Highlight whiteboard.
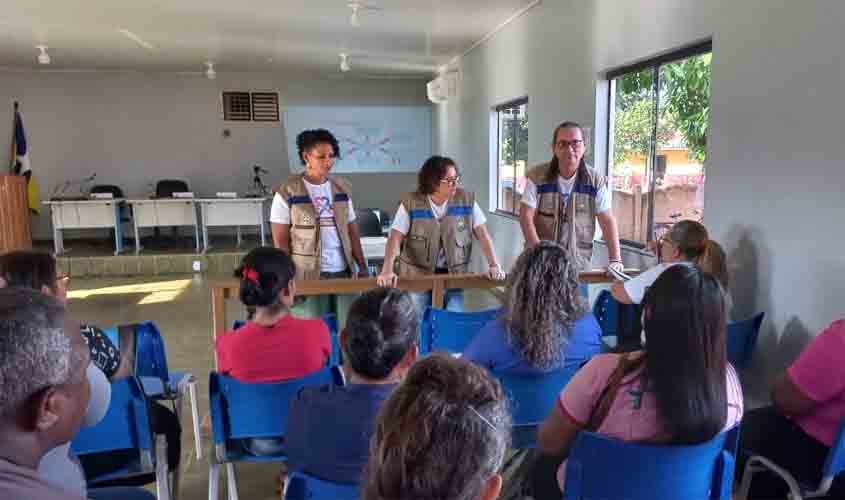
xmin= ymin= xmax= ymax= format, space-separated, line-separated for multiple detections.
xmin=284 ymin=106 xmax=432 ymax=173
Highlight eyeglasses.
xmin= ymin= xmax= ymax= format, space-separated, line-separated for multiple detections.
xmin=555 ymin=139 xmax=584 ymax=150
xmin=440 ymin=176 xmax=462 ymax=186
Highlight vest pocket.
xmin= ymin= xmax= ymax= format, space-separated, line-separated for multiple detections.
xmin=291 ymin=225 xmax=316 ymax=255
xmin=404 ymin=234 xmax=430 ymax=266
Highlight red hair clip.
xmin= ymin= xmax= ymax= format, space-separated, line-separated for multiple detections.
xmin=242 ymin=267 xmax=260 ymax=284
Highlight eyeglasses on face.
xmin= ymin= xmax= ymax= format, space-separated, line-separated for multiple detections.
xmin=555 ymin=139 xmax=584 ymax=150
xmin=440 ymin=176 xmax=462 ymax=186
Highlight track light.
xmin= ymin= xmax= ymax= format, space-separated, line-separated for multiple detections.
xmin=205 ymin=61 xmax=216 ymax=80
xmin=349 ymin=3 xmax=361 ymax=27
xmin=339 ymin=53 xmax=351 ymax=72
xmin=36 ymin=45 xmax=50 ymax=65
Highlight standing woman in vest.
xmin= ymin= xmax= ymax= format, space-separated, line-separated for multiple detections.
xmin=271 ymin=129 xmax=368 ymax=280
xmin=519 ymin=121 xmax=624 ymax=277
xmin=377 ymin=155 xmax=504 ymax=311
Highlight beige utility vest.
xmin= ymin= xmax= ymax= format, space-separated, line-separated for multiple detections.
xmin=396 ymin=190 xmax=475 ymax=276
xmin=276 ymin=174 xmax=355 ymax=280
xmin=525 ymin=162 xmax=605 ymax=270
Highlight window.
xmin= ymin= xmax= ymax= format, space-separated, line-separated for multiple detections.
xmin=494 ymin=98 xmax=528 ymax=216
xmin=607 ymin=42 xmax=711 ymax=245
xmin=222 ymin=91 xmax=280 ymax=122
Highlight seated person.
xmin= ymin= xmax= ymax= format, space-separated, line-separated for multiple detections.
xmin=538 ymin=265 xmax=744 ymax=497
xmin=0 ymin=250 xmax=180 ymax=488
xmin=737 ymin=320 xmax=845 ymax=499
xmin=0 ymin=288 xmax=152 ymax=500
xmin=463 ymin=241 xmax=602 ymax=377
xmin=216 ymin=246 xmax=330 ymax=382
xmin=362 ymin=353 xmax=511 ymax=500
xmin=286 ymin=287 xmax=418 ymax=485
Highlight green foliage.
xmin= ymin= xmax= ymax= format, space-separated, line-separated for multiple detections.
xmin=501 ymin=112 xmax=528 ymax=165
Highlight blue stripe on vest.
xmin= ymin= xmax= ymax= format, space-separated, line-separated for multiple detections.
xmin=447 ymin=206 xmax=473 ymax=217
xmin=537 ymin=183 xmax=559 ymax=194
xmin=573 ymin=184 xmax=598 ymax=196
xmin=288 ymin=195 xmax=312 ymax=205
xmin=334 ymin=193 xmax=349 ymax=202
xmin=409 ymin=209 xmax=434 ymax=219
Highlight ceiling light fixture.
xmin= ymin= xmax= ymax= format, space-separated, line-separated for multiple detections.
xmin=205 ymin=61 xmax=216 ymax=80
xmin=36 ymin=45 xmax=50 ymax=65
xmin=347 ymin=2 xmax=382 ymax=28
xmin=339 ymin=53 xmax=350 ymax=72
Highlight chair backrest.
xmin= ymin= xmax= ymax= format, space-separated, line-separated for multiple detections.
xmin=71 ymin=377 xmax=153 ymax=457
xmin=232 ymin=314 xmax=341 ymax=365
xmin=494 ymin=368 xmax=575 ymax=426
xmin=285 ymin=472 xmax=359 ymax=500
xmin=155 ymin=179 xmax=189 ymax=198
xmin=420 ymin=307 xmax=499 ymax=354
xmin=90 ymin=184 xmax=125 ymax=198
xmin=209 ymin=368 xmax=336 ymax=444
xmin=592 ymin=289 xmax=639 ymax=343
xmin=823 ymin=419 xmax=845 ymax=480
xmin=726 ymin=312 xmax=764 ymax=369
xmin=355 ymin=208 xmax=383 ymax=237
xmin=563 ymin=426 xmax=740 ymax=500
xmin=133 ymin=321 xmax=171 ymax=385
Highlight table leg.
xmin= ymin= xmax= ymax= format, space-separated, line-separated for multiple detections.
xmin=201 ymin=204 xmax=209 ymax=254
xmin=134 ymin=211 xmax=141 ymax=255
xmin=236 ymin=226 xmax=242 ymax=247
xmin=113 ymin=204 xmax=123 ymax=255
xmin=258 ymin=204 xmax=266 ymax=246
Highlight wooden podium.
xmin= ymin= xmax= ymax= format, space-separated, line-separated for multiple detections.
xmin=0 ymin=175 xmax=32 ymax=253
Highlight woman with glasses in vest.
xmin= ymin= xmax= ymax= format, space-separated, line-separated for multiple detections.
xmin=519 ymin=121 xmax=624 ymax=280
xmin=376 ymin=155 xmax=504 ymax=312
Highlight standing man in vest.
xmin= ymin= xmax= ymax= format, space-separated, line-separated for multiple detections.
xmin=377 ymin=155 xmax=504 ymax=312
xmin=519 ymin=122 xmax=623 ymax=278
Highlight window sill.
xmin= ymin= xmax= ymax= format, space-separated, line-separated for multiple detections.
xmin=594 ymin=239 xmax=656 ymax=258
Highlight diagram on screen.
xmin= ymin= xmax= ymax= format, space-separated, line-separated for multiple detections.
xmin=337 ymin=128 xmax=401 ymax=166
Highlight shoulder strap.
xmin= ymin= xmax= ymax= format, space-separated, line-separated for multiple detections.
xmin=586 ymin=354 xmax=646 ymax=431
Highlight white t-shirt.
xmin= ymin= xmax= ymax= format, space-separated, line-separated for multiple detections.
xmin=623 ymin=262 xmax=685 ymax=304
xmin=521 ymin=174 xmax=611 ymax=213
xmin=270 ymin=180 xmax=357 ymax=273
xmin=390 ymin=197 xmax=486 ymax=268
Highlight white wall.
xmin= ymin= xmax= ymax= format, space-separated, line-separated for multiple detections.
xmin=0 ymin=70 xmax=426 ymax=239
xmin=435 ymin=0 xmax=845 ymax=402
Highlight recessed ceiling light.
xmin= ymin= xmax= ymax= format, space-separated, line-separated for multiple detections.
xmin=205 ymin=61 xmax=217 ymax=80
xmin=35 ymin=45 xmax=50 ymax=65
xmin=339 ymin=53 xmax=351 ymax=72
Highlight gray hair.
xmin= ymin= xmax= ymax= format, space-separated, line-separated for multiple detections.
xmin=501 ymin=241 xmax=588 ymax=369
xmin=0 ymin=288 xmax=72 ymax=416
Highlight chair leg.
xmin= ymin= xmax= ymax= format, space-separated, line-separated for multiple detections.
xmin=209 ymin=462 xmax=220 ymax=500
xmin=170 ymin=461 xmax=181 ymax=500
xmin=187 ymin=380 xmax=202 ymax=460
xmin=226 ymin=463 xmax=239 ymax=500
xmin=155 ymin=434 xmax=172 ymax=500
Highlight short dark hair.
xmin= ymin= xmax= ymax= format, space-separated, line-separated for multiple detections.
xmin=234 ymin=247 xmax=296 ymax=309
xmin=296 ymin=129 xmax=340 ymax=165
xmin=0 ymin=250 xmax=58 ymax=292
xmin=417 ymin=155 xmax=457 ymax=195
xmin=342 ymin=288 xmax=418 ymax=379
xmin=363 ymin=353 xmax=511 ymax=500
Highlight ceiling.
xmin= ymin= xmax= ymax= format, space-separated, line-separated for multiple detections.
xmin=0 ymin=0 xmax=536 ymax=78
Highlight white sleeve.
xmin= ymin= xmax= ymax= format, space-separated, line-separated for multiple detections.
xmin=390 ymin=204 xmax=411 ymax=235
xmin=472 ymin=201 xmax=487 ymax=228
xmin=82 ymin=363 xmax=111 ymax=427
xmin=347 ymin=196 xmax=357 ymax=222
xmin=520 ymin=179 xmax=538 ymax=208
xmin=623 ymin=263 xmax=669 ymax=304
xmin=595 ymin=183 xmax=612 ymax=213
xmin=270 ymin=193 xmax=291 ymax=224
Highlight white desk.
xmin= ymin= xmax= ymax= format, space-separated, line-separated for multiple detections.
xmin=126 ymin=199 xmax=200 ymax=254
xmin=43 ymin=199 xmax=125 ymax=255
xmin=195 ymin=197 xmax=269 ymax=253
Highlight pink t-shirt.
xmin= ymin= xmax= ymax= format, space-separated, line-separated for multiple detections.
xmin=787 ymin=319 xmax=845 ymax=446
xmin=556 ymin=352 xmax=744 ymax=489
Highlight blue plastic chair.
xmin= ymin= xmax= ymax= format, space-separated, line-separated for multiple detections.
xmin=494 ymin=369 xmax=574 ymax=448
xmin=71 ymin=377 xmax=172 ymax=500
xmin=132 ymin=320 xmax=201 ymax=461
xmin=738 ymin=418 xmax=845 ymax=500
xmin=284 ymin=471 xmax=359 ymax=500
xmin=208 ymin=368 xmax=340 ymax=500
xmin=419 ymin=307 xmax=499 ymax=354
xmin=592 ymin=289 xmax=639 ymax=351
xmin=563 ymin=425 xmax=740 ymax=500
xmin=232 ymin=313 xmax=341 ymax=365
xmin=726 ymin=312 xmax=764 ymax=370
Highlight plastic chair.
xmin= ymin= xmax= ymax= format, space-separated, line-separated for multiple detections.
xmin=133 ymin=321 xmax=201 ymax=462
xmin=354 ymin=208 xmax=383 ymax=237
xmin=593 ymin=289 xmax=640 ymax=351
xmin=563 ymin=425 xmax=740 ymax=500
xmin=232 ymin=313 xmax=341 ymax=366
xmin=737 ymin=418 xmax=845 ymax=500
xmin=494 ymin=369 xmax=574 ymax=448
xmin=71 ymin=377 xmax=172 ymax=500
xmin=284 ymin=471 xmax=359 ymax=500
xmin=155 ymin=179 xmax=190 ymax=198
xmin=419 ymin=307 xmax=499 ymax=354
xmin=726 ymin=312 xmax=764 ymax=370
xmin=208 ymin=368 xmax=340 ymax=500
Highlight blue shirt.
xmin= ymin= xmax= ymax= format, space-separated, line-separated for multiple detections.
xmin=286 ymin=382 xmax=396 ymax=485
xmin=462 ymin=315 xmax=603 ymax=376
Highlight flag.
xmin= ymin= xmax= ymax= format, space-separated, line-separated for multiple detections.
xmin=10 ymin=102 xmax=40 ymax=214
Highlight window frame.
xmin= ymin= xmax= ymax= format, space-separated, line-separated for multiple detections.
xmin=492 ymin=96 xmax=529 ymax=219
xmin=606 ymin=40 xmax=712 ymax=248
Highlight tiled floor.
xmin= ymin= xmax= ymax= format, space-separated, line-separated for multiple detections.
xmin=68 ymin=274 xmax=502 ymax=500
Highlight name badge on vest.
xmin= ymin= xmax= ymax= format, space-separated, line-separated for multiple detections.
xmin=457 ymin=218 xmax=467 ymax=231
xmin=301 ymin=213 xmax=313 ymax=225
